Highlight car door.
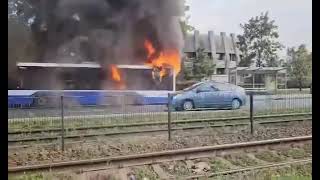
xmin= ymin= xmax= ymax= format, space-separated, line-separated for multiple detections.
xmin=193 ymin=84 xmax=213 ymax=108
xmin=206 ymin=85 xmax=223 ymax=108
xmin=194 ymin=84 xmax=219 ymax=108
xmin=211 ymin=84 xmax=233 ymax=108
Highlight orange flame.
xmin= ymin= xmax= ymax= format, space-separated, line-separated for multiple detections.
xmin=144 ymin=40 xmax=156 ymax=58
xmin=144 ymin=40 xmax=181 ymax=80
xmin=110 ymin=65 xmax=126 ymax=89
xmin=110 ymin=65 xmax=121 ymax=82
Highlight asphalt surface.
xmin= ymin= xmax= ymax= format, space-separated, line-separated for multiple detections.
xmin=8 ymin=95 xmax=312 ymax=119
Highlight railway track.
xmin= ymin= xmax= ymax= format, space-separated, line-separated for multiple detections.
xmin=8 ymin=112 xmax=312 ymax=134
xmin=8 ymin=114 xmax=311 ymax=145
xmin=8 ymin=136 xmax=312 ymax=175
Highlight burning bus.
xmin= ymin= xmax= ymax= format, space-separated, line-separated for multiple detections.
xmin=10 ymin=62 xmax=176 ymax=107
xmin=14 ymin=62 xmax=176 ymax=91
xmin=8 ymin=0 xmax=184 ymax=107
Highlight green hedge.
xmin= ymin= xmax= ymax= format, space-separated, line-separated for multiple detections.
xmin=287 ymin=79 xmax=311 ymax=89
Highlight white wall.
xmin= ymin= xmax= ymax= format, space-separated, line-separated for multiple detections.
xmin=210 ymin=75 xmax=229 ymax=83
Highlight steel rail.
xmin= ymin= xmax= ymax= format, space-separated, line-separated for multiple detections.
xmin=8 ymin=112 xmax=311 ymax=134
xmin=8 ymin=136 xmax=311 ymax=173
xmin=8 ymin=117 xmax=311 ymax=144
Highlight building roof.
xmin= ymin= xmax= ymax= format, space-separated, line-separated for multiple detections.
xmin=16 ymin=62 xmax=152 ymax=69
xmin=183 ymin=31 xmax=239 ymax=54
xmin=230 ymin=67 xmax=287 ymax=74
xmin=17 ymin=62 xmax=101 ymax=68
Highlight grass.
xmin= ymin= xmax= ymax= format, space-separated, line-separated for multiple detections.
xmin=274 ymin=89 xmax=311 ymax=95
xmin=206 ymin=162 xmax=312 ymax=180
xmin=255 ymin=151 xmax=287 ymax=163
xmin=133 ymin=165 xmax=159 ymax=180
xmin=9 ymin=146 xmax=312 ymax=180
xmin=209 ymin=158 xmax=232 ymax=172
xmin=224 ymin=154 xmax=259 ymax=167
xmin=161 ymin=161 xmax=191 ymax=176
xmin=302 ymin=143 xmax=312 ymax=155
xmin=8 ymin=173 xmax=74 ymax=180
xmin=279 ymin=148 xmax=309 ymax=159
xmin=9 ymin=173 xmax=44 ymax=180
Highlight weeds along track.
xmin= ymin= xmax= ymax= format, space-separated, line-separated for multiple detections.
xmin=8 ymin=113 xmax=311 ymax=145
xmin=8 ymin=136 xmax=312 ymax=175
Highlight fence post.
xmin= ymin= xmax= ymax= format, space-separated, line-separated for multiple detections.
xmin=250 ymin=93 xmax=254 ymax=135
xmin=167 ymin=93 xmax=172 ymax=141
xmin=60 ymin=95 xmax=65 ymax=151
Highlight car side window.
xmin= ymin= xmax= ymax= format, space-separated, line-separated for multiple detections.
xmin=211 ymin=85 xmax=219 ymax=91
xmin=197 ymin=84 xmax=214 ymax=92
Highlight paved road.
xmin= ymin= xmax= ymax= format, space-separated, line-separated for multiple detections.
xmin=8 ymin=95 xmax=312 ymax=119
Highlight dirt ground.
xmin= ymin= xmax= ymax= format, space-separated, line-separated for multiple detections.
xmin=9 ymin=143 xmax=312 ymax=180
xmin=8 ymin=121 xmax=311 ymax=167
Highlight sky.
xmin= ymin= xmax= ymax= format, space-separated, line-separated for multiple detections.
xmin=185 ymin=0 xmax=312 ymax=57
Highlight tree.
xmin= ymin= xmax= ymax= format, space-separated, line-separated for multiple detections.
xmin=184 ymin=48 xmax=215 ymax=81
xmin=286 ymin=45 xmax=312 ymax=91
xmin=180 ymin=0 xmax=195 ymax=37
xmin=237 ymin=12 xmax=283 ymax=67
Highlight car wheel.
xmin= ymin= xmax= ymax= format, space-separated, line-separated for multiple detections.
xmin=182 ymin=100 xmax=194 ymax=111
xmin=231 ymin=99 xmax=241 ymax=109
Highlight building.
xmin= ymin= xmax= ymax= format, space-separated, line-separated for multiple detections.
xmin=183 ymin=30 xmax=241 ymax=82
xmin=229 ymin=67 xmax=287 ymax=91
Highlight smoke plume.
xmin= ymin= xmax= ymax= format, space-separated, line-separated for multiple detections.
xmin=29 ymin=0 xmax=184 ymax=90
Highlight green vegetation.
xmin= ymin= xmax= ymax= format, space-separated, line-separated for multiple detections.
xmin=255 ymin=151 xmax=287 ymax=163
xmin=8 ymin=173 xmax=74 ymax=180
xmin=279 ymin=148 xmax=309 ymax=159
xmin=206 ymin=163 xmax=311 ymax=180
xmin=224 ymin=154 xmax=259 ymax=167
xmin=285 ymin=45 xmax=312 ymax=91
xmin=210 ymin=159 xmax=232 ymax=172
xmin=237 ymin=11 xmax=283 ymax=67
xmin=183 ymin=48 xmax=215 ymax=81
xmin=9 ymin=173 xmax=44 ymax=180
xmin=162 ymin=161 xmax=191 ymax=176
xmin=133 ymin=166 xmax=159 ymax=180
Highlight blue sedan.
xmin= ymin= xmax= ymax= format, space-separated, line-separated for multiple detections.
xmin=171 ymin=81 xmax=247 ymax=111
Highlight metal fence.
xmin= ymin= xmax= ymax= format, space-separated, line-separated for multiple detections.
xmin=8 ymin=91 xmax=312 ymax=150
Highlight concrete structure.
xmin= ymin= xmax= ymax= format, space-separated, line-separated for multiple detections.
xmin=183 ymin=30 xmax=241 ymax=80
xmin=229 ymin=67 xmax=287 ymax=91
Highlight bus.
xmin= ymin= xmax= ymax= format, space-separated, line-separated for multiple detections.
xmin=8 ymin=62 xmax=176 ymax=107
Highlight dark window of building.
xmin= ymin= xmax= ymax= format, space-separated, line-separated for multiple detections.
xmin=208 ymin=52 xmax=213 ymax=59
xmin=217 ymin=68 xmax=225 ymax=75
xmin=185 ymin=52 xmax=196 ymax=59
xmin=236 ymin=42 xmax=241 ymax=49
xmin=230 ymin=54 xmax=237 ymax=61
xmin=217 ymin=53 xmax=224 ymax=60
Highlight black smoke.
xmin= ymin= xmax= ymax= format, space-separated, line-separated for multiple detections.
xmin=28 ymin=0 xmax=184 ymax=90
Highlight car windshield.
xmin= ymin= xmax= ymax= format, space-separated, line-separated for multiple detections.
xmin=183 ymin=82 xmax=203 ymax=91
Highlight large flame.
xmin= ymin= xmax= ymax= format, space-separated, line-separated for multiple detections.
xmin=110 ymin=65 xmax=126 ymax=89
xmin=144 ymin=40 xmax=181 ymax=80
